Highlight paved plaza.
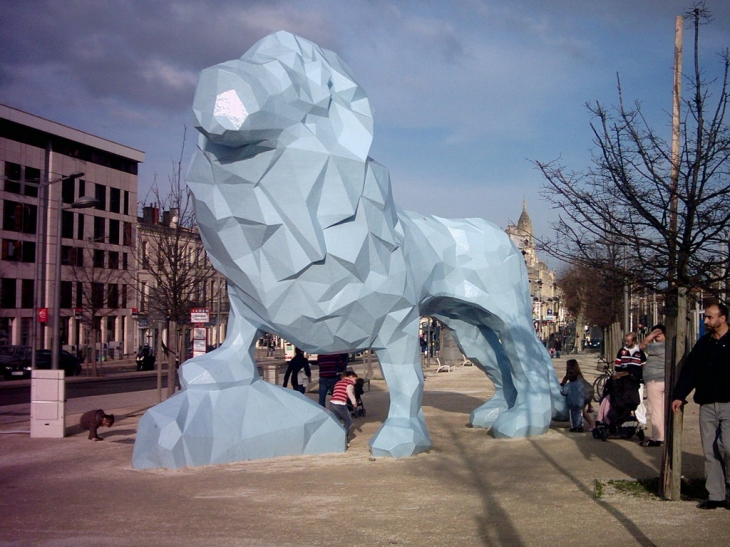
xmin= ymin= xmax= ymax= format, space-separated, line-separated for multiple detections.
xmin=0 ymin=356 xmax=728 ymax=546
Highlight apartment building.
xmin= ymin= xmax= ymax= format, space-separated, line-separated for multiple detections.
xmin=0 ymin=104 xmax=143 ymax=359
xmin=136 ymin=204 xmax=228 ymax=359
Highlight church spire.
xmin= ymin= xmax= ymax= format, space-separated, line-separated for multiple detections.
xmin=517 ymin=200 xmax=533 ymax=237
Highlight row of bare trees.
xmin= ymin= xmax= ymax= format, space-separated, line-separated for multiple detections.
xmin=536 ymin=3 xmax=730 ymax=499
xmin=137 ymin=129 xmax=224 ymax=396
xmin=67 ymin=128 xmax=224 ymax=396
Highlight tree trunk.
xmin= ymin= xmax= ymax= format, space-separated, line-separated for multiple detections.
xmin=167 ymin=320 xmax=178 ymax=398
xmin=660 ymin=286 xmax=688 ymax=500
xmin=572 ymin=307 xmax=585 ymax=354
xmin=156 ymin=322 xmax=164 ymax=403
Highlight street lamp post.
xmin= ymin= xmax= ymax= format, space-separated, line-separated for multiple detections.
xmin=50 ymin=193 xmax=98 ymax=371
xmin=32 ymin=171 xmax=84 ymax=370
xmin=30 ymin=172 xmax=96 ymax=439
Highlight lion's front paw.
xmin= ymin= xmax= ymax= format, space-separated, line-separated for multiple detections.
xmin=179 ymin=345 xmax=257 ymax=390
xmin=368 ymin=416 xmax=431 ymax=458
xmin=133 ymin=381 xmax=345 ymax=468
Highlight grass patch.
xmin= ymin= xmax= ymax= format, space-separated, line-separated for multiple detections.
xmin=594 ymin=477 xmax=707 ymax=501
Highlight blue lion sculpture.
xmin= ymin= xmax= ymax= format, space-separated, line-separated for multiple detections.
xmin=132 ymin=31 xmax=566 ymax=469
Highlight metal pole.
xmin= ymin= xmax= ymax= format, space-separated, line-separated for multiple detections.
xmin=50 ymin=193 xmax=63 ymax=370
xmin=48 ymin=184 xmax=91 ymax=371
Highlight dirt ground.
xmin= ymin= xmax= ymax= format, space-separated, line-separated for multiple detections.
xmin=0 ymin=358 xmax=728 ymax=547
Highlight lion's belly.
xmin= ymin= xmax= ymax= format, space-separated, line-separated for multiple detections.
xmin=229 ymin=262 xmax=416 ymax=353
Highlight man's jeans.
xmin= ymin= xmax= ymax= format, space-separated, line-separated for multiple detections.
xmin=699 ymin=402 xmax=730 ymax=501
xmin=318 ymin=377 xmax=338 ymax=407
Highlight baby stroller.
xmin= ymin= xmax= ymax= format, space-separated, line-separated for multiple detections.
xmin=347 ymin=378 xmax=366 ymax=418
xmin=592 ymin=375 xmax=646 ymax=442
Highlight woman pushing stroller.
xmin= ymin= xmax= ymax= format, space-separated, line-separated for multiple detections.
xmin=594 ymin=332 xmax=646 ymax=440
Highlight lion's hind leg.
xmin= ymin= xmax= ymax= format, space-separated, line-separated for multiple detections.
xmin=487 ymin=322 xmax=563 ymax=437
xmin=441 ymin=318 xmax=516 ymax=428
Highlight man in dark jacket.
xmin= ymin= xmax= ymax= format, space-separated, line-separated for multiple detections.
xmin=672 ymin=302 xmax=730 ymax=509
xmin=316 ymin=353 xmax=346 ymax=406
xmin=79 ymin=409 xmax=114 ymax=441
xmin=283 ymin=348 xmax=311 ymax=394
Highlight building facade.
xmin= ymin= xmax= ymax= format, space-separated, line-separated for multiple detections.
xmin=505 ymin=201 xmax=563 ymax=343
xmin=0 ymin=104 xmax=143 ymax=359
xmin=136 ymin=204 xmax=228 ymax=361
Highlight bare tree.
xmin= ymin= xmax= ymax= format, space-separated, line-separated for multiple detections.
xmin=558 ymin=260 xmax=624 ymax=350
xmin=70 ymin=252 xmax=133 ymax=376
xmin=137 ymin=128 xmax=224 ymax=396
xmin=535 ymin=4 xmax=730 ymax=499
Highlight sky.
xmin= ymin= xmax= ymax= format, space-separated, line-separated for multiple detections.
xmin=2 ymin=0 xmax=729 ymax=257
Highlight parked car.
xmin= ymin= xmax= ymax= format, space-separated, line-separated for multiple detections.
xmin=36 ymin=349 xmax=83 ymax=377
xmin=136 ymin=346 xmax=156 ymax=371
xmin=1 ymin=347 xmax=82 ymax=379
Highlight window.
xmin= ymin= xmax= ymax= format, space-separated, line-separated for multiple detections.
xmin=91 ymin=282 xmax=104 ymax=308
xmin=0 ymin=317 xmax=10 ymax=345
xmin=77 ymin=214 xmax=85 ymax=240
xmin=24 ymin=166 xmax=41 ymax=183
xmin=2 ymin=201 xmax=37 ymax=234
xmin=62 ymin=176 xmax=75 ymax=204
xmin=108 ymin=219 xmax=120 ymax=245
xmin=76 ymin=282 xmax=83 ymax=309
xmin=122 ymin=253 xmax=128 ymax=270
xmin=24 ymin=167 xmax=41 ymax=197
xmin=93 ymin=249 xmax=105 ymax=268
xmin=20 ymin=318 xmax=30 ymax=346
xmin=3 ymin=162 xmax=21 ymax=194
xmin=93 ymin=216 xmax=105 ymax=242
xmin=108 ymin=251 xmax=119 ymax=269
xmin=60 ymin=281 xmax=72 ymax=308
xmin=107 ymin=284 xmax=119 ymax=309
xmin=1 ymin=239 xmax=35 ymax=262
xmin=61 ymin=210 xmax=74 ymax=239
xmin=61 ymin=246 xmax=83 ymax=267
xmin=78 ymin=179 xmax=85 ymax=197
xmin=140 ymin=281 xmax=147 ymax=312
xmin=94 ymin=184 xmax=106 ymax=210
xmin=123 ymin=222 xmax=132 ymax=246
xmin=22 ymin=240 xmax=35 ymax=262
xmin=61 ymin=246 xmax=71 ymax=266
xmin=1 ymin=240 xmax=18 ymax=261
xmin=123 ymin=190 xmax=129 ymax=215
xmin=106 ymin=316 xmax=116 ymax=342
xmin=1 ymin=278 xmax=17 ymax=308
xmin=141 ymin=240 xmax=149 ymax=269
xmin=21 ymin=279 xmax=34 ymax=309
xmin=122 ymin=284 xmax=128 ymax=308
xmin=109 ymin=187 xmax=121 ymax=213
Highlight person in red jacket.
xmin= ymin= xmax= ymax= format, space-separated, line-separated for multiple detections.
xmin=328 ymin=371 xmax=358 ymax=441
xmin=79 ymin=409 xmax=114 ymax=441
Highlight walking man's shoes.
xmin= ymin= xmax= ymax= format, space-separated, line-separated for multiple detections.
xmin=696 ymin=500 xmax=727 ymax=509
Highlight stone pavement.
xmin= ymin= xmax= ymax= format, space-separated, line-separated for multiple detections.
xmin=0 ymin=355 xmax=728 ymax=547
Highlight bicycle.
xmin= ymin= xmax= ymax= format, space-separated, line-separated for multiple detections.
xmin=592 ymin=356 xmax=612 ymax=403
